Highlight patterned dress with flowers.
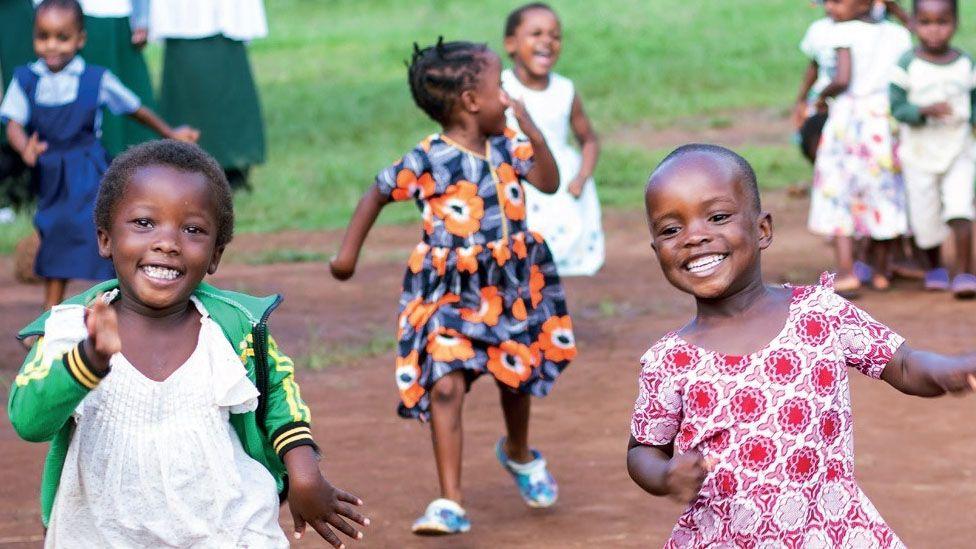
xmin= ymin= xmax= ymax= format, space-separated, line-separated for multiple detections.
xmin=377 ymin=131 xmax=576 ymax=420
xmin=631 ymin=274 xmax=906 ymax=548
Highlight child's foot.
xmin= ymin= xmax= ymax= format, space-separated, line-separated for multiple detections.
xmin=891 ymin=261 xmax=926 ymax=281
xmin=951 ymin=273 xmax=976 ymax=300
xmin=870 ymin=273 xmax=890 ymax=292
xmin=833 ymin=274 xmax=861 ymax=298
xmin=924 ymin=268 xmax=950 ymax=291
xmin=411 ymin=498 xmax=471 ymax=535
xmin=495 ymin=437 xmax=558 ymax=508
xmin=853 ymin=260 xmax=874 ymax=285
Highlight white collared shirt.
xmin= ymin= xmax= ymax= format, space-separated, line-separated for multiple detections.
xmin=0 ymin=56 xmax=141 ymax=130
xmin=148 ymin=0 xmax=267 ymax=42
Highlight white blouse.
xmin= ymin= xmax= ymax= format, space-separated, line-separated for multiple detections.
xmin=43 ymin=297 xmax=288 ymax=548
xmin=148 ymin=0 xmax=268 ymax=42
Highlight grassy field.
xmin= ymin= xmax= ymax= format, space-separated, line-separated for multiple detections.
xmin=5 ymin=0 xmax=976 ymax=253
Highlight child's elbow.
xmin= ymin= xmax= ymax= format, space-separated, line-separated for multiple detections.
xmin=9 ymin=412 xmax=55 ymax=442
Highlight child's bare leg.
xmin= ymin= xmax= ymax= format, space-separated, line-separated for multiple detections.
xmin=43 ymin=278 xmax=67 ymax=310
xmin=497 ymin=384 xmax=533 ymax=463
xmin=949 ymin=219 xmax=973 ymax=274
xmin=833 ymin=236 xmax=860 ymax=292
xmin=870 ymin=239 xmax=892 ymax=290
xmin=429 ymin=371 xmax=466 ymax=503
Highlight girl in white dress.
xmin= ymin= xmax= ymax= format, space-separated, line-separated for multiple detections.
xmin=502 ymin=2 xmax=604 ymax=276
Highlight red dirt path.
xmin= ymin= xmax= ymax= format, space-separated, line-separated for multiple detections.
xmin=1 ymin=191 xmax=974 ymax=547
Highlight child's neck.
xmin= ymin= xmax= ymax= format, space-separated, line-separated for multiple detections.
xmin=116 ymin=292 xmax=197 ymax=324
xmin=917 ymin=44 xmax=957 ymax=64
xmin=512 ymin=64 xmax=551 ymax=91
xmin=442 ymin=122 xmax=490 ymax=156
xmin=693 ymin=273 xmax=772 ymax=324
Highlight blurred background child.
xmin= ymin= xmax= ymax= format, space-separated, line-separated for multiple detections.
xmin=501 ymin=2 xmax=604 ymax=277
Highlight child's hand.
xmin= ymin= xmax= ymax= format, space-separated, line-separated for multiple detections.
xmin=509 ymin=97 xmax=542 ymax=137
xmin=168 ymin=126 xmax=200 ymax=143
xmin=664 ymin=451 xmax=716 ymax=504
xmin=83 ymin=298 xmax=120 ymax=374
xmin=568 ymin=175 xmax=586 ymax=198
xmin=791 ymin=100 xmax=808 ymax=131
xmin=20 ymin=132 xmax=48 ymax=167
xmin=921 ymin=102 xmax=952 ymax=119
xmin=329 ymin=254 xmax=356 ymax=281
xmin=130 ymin=27 xmax=148 ymax=49
xmin=285 ymin=447 xmax=369 ymax=547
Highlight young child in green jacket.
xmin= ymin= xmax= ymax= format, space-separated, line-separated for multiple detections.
xmin=8 ymin=140 xmax=368 ymax=547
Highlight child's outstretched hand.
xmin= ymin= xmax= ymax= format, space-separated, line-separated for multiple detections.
xmin=921 ymin=102 xmax=952 ymax=120
xmin=168 ymin=126 xmax=200 ymax=143
xmin=83 ymin=298 xmax=121 ymax=374
xmin=509 ymin=97 xmax=543 ymax=137
xmin=285 ymin=446 xmax=368 ymax=548
xmin=568 ymin=175 xmax=586 ymax=198
xmin=20 ymin=132 xmax=48 ymax=167
xmin=329 ymin=253 xmax=356 ymax=281
xmin=665 ymin=451 xmax=716 ymax=504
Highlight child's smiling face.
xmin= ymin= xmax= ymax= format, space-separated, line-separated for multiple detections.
xmin=645 ymin=151 xmax=772 ymax=300
xmin=505 ymin=8 xmax=562 ymax=80
xmin=97 ymin=166 xmax=224 ymax=312
xmin=33 ymin=6 xmax=85 ymax=73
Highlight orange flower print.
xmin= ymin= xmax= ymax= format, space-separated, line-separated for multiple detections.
xmin=437 ymin=292 xmax=461 ymax=308
xmin=407 ymin=299 xmax=438 ymax=330
xmin=420 ymin=135 xmax=433 ymax=152
xmin=512 ymin=297 xmax=528 ymax=321
xmin=408 ymin=242 xmax=430 ymax=274
xmin=501 ymin=179 xmax=526 ymax=221
xmin=396 ymin=351 xmax=425 ymax=408
xmin=392 ymin=168 xmax=435 ymax=202
xmin=487 ymin=341 xmax=534 ymax=388
xmin=423 ymin=203 xmax=435 ymax=235
xmin=431 ymin=247 xmax=449 ymax=276
xmin=530 ymin=230 xmax=546 ymax=244
xmin=399 ymin=296 xmax=423 ymax=337
xmin=427 ymin=328 xmax=476 ymax=362
xmin=460 ymin=286 xmax=503 ymax=326
xmin=488 ymin=239 xmax=512 ymax=267
xmin=430 ymin=181 xmax=484 ymax=237
xmin=457 ymin=244 xmax=482 ymax=274
xmin=503 ymin=127 xmax=517 ymax=139
xmin=530 ymin=265 xmax=545 ymax=307
xmin=538 ymin=316 xmax=577 ymax=362
xmin=496 ymin=163 xmax=518 ymax=186
xmin=512 ymin=233 xmax=527 ymax=259
xmin=513 ymin=142 xmax=533 ymax=161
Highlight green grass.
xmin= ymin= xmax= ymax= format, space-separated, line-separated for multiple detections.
xmin=5 ymin=0 xmax=976 ymax=254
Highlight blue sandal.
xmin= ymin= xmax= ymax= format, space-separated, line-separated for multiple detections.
xmin=495 ymin=437 xmax=558 ymax=508
xmin=411 ymin=498 xmax=471 ymax=535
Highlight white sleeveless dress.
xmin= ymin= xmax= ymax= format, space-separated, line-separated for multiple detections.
xmin=502 ymin=69 xmax=605 ymax=276
xmin=44 ymin=296 xmax=289 ymax=548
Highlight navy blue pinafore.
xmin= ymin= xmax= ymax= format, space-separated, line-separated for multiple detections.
xmin=15 ymin=63 xmax=114 ymax=280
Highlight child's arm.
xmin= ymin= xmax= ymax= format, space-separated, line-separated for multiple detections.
xmin=626 ymin=437 xmax=714 ymax=503
xmin=5 ymin=121 xmax=47 ymax=167
xmin=330 ymin=185 xmax=390 ymax=280
xmin=889 ymin=83 xmax=950 ymax=125
xmin=792 ymin=61 xmax=818 ymax=130
xmin=510 ymin=98 xmax=559 ymax=193
xmin=128 ymin=107 xmax=199 ymax=143
xmin=884 ymin=1 xmax=912 ymax=28
xmin=260 ymin=336 xmax=369 ymax=546
xmin=815 ymin=48 xmax=852 ymax=111
xmin=567 ymin=93 xmax=600 ymax=198
xmin=880 ymin=345 xmax=976 ymax=397
xmin=8 ymin=301 xmax=118 ymax=442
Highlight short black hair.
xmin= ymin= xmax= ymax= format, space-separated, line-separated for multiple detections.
xmin=649 ymin=143 xmax=761 ymax=212
xmin=95 ymin=140 xmax=234 ymax=248
xmin=36 ymin=0 xmax=84 ymax=31
xmin=504 ymin=2 xmax=556 ymax=37
xmin=913 ymin=0 xmax=958 ymax=18
xmin=407 ymin=38 xmax=491 ymax=125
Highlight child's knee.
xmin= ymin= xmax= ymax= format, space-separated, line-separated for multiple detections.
xmin=431 ymin=372 xmax=465 ymax=404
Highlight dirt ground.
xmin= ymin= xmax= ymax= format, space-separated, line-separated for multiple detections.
xmin=1 ymin=191 xmax=975 ymax=547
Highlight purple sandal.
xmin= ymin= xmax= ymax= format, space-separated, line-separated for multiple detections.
xmin=951 ymin=273 xmax=976 ymax=299
xmin=925 ymin=268 xmax=950 ymax=292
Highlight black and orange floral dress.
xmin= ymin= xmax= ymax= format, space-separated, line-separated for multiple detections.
xmin=376 ymin=131 xmax=576 ymax=420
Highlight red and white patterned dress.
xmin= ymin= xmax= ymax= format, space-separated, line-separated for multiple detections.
xmin=631 ymin=276 xmax=906 ymax=548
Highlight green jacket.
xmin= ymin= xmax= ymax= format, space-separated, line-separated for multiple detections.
xmin=8 ymin=279 xmax=317 ymax=527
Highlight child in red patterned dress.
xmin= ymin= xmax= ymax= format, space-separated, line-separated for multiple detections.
xmin=627 ymin=143 xmax=976 ymax=548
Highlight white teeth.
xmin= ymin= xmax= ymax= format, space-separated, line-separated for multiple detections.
xmin=686 ymin=254 xmax=726 ymax=273
xmin=142 ymin=265 xmax=181 ymax=280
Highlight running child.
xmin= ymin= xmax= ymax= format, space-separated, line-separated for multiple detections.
xmin=501 ymin=2 xmax=605 ymax=276
xmin=628 ymin=144 xmax=976 ymax=547
xmin=0 ymin=0 xmax=198 ymax=311
xmin=808 ymin=0 xmax=912 ymax=293
xmin=8 ymin=140 xmax=368 ymax=547
xmin=330 ymin=39 xmax=575 ymax=535
xmin=890 ymin=0 xmax=976 ymax=297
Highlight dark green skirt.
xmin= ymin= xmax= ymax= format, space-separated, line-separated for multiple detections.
xmin=160 ymin=35 xmax=266 ymax=170
xmin=81 ymin=15 xmax=157 ymax=157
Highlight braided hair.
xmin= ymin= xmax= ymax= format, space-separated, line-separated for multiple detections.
xmin=407 ymin=37 xmax=491 ymax=125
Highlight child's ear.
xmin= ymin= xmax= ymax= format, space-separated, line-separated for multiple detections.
xmin=96 ymin=227 xmax=112 ymax=259
xmin=459 ymin=88 xmax=479 ymax=114
xmin=77 ymin=29 xmax=87 ymax=50
xmin=503 ymin=35 xmax=517 ymax=58
xmin=207 ymin=245 xmax=225 ymax=275
xmin=757 ymin=211 xmax=773 ymax=250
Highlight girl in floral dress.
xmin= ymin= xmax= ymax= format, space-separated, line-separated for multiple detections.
xmin=331 ymin=39 xmax=576 ymax=535
xmin=630 ymin=144 xmax=976 ymax=548
xmin=808 ymin=0 xmax=912 ymax=292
